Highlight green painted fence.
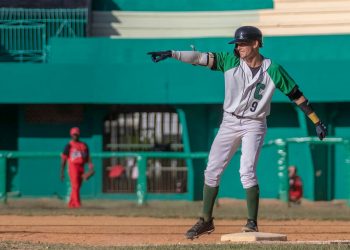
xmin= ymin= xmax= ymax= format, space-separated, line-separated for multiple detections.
xmin=0 ymin=137 xmax=348 ymax=205
xmin=0 ymin=8 xmax=88 ymax=61
xmin=0 ymin=151 xmax=208 ymax=205
xmin=0 ymin=8 xmax=88 ymax=38
xmin=272 ymin=137 xmax=350 ymax=205
xmin=0 ymin=21 xmax=46 ymax=62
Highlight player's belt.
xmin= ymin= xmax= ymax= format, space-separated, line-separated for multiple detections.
xmin=228 ymin=112 xmax=247 ymax=119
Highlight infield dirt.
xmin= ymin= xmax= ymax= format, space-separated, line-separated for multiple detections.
xmin=0 ymin=216 xmax=349 ymax=247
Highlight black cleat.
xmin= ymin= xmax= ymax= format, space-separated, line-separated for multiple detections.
xmin=241 ymin=219 xmax=258 ymax=232
xmin=185 ymin=217 xmax=215 ymax=240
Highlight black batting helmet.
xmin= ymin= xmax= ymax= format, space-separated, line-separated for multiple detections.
xmin=228 ymin=26 xmax=263 ymax=47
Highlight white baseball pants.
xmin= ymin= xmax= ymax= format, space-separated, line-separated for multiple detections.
xmin=204 ymin=112 xmax=267 ymax=189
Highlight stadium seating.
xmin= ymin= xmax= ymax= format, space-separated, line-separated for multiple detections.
xmin=92 ymin=0 xmax=350 ymax=37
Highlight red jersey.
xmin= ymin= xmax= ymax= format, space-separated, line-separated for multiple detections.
xmin=62 ymin=141 xmax=90 ymax=165
xmin=289 ymin=175 xmax=303 ymax=201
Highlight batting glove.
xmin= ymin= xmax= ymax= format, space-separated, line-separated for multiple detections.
xmin=147 ymin=50 xmax=172 ymax=63
xmin=315 ymin=121 xmax=327 ymax=140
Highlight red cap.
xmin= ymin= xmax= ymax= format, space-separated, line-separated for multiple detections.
xmin=70 ymin=127 xmax=80 ymax=136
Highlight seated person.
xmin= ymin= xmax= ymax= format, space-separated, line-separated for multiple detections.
xmin=288 ymin=165 xmax=303 ymax=204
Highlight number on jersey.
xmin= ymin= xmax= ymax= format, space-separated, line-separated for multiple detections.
xmin=250 ymin=83 xmax=266 ymax=112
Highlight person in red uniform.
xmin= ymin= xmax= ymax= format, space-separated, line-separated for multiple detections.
xmin=61 ymin=127 xmax=94 ymax=208
xmin=288 ymin=165 xmax=303 ymax=204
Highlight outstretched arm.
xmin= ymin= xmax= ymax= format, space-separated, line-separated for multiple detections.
xmin=288 ymin=88 xmax=327 ymax=140
xmin=147 ymin=50 xmax=215 ymax=68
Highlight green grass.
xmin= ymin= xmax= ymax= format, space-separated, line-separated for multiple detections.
xmin=0 ymin=242 xmax=349 ymax=250
xmin=0 ymin=198 xmax=349 ymax=220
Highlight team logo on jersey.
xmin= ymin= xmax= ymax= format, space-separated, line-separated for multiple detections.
xmin=250 ymin=82 xmax=266 ymax=112
xmin=254 ymin=83 xmax=265 ymax=100
xmin=71 ymin=150 xmax=86 ymax=160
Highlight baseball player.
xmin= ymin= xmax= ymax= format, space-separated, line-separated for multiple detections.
xmin=61 ymin=127 xmax=94 ymax=208
xmin=147 ymin=26 xmax=327 ymax=239
xmin=289 ymin=165 xmax=303 ymax=204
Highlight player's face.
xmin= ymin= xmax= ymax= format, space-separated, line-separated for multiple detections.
xmin=236 ymin=40 xmax=259 ymax=59
xmin=71 ymin=134 xmax=79 ymax=141
xmin=288 ymin=166 xmax=296 ymax=177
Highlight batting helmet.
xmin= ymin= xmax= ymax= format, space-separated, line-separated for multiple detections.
xmin=228 ymin=26 xmax=263 ymax=47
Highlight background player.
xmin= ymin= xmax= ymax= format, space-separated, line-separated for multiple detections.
xmin=289 ymin=165 xmax=303 ymax=204
xmin=147 ymin=26 xmax=327 ymax=239
xmin=61 ymin=127 xmax=94 ymax=208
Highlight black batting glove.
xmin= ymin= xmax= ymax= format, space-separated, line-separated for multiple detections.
xmin=147 ymin=50 xmax=172 ymax=63
xmin=315 ymin=121 xmax=327 ymax=140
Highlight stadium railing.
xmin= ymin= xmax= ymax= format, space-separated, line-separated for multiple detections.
xmin=0 ymin=8 xmax=88 ymax=62
xmin=0 ymin=8 xmax=88 ymax=38
xmin=271 ymin=137 xmax=350 ymax=205
xmin=0 ymin=137 xmax=348 ymax=206
xmin=0 ymin=151 xmax=208 ymax=205
xmin=0 ymin=21 xmax=46 ymax=62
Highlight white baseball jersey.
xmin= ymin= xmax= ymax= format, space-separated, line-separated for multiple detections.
xmin=204 ymin=52 xmax=297 ymax=189
xmin=213 ymin=52 xmax=297 ymax=118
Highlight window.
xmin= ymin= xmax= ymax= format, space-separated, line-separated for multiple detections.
xmin=103 ymin=107 xmax=187 ymax=194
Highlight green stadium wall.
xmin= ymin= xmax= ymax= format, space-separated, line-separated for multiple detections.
xmin=1 ymin=35 xmax=350 ymax=201
xmin=1 ymin=36 xmax=350 ymax=103
xmin=92 ymin=0 xmax=273 ymax=11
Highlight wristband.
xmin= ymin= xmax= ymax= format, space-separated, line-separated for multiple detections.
xmin=308 ymin=112 xmax=320 ymax=125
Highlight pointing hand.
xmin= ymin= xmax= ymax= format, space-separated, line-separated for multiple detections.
xmin=147 ymin=51 xmax=172 ymax=63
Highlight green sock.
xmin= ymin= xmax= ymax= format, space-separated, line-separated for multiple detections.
xmin=202 ymin=184 xmax=219 ymax=221
xmin=245 ymin=185 xmax=260 ymax=221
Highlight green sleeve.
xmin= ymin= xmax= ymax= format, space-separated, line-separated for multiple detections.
xmin=212 ymin=52 xmax=239 ymax=72
xmin=268 ymin=63 xmax=297 ymax=95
